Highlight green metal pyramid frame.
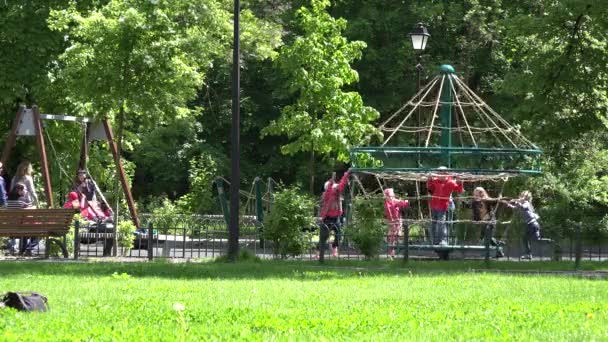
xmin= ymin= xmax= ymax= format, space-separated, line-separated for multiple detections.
xmin=350 ymin=65 xmax=542 ymax=179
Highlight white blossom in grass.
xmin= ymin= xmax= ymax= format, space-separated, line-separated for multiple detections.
xmin=173 ymin=302 xmax=186 ymax=311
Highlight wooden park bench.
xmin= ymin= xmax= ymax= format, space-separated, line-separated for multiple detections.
xmin=0 ymin=208 xmax=75 ymax=258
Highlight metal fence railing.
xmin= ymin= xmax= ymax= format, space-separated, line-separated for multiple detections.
xmin=2 ymin=216 xmax=608 ymax=263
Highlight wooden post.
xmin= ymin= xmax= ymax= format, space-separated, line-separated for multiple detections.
xmin=1 ymin=105 xmax=26 ymax=166
xmin=102 ymin=119 xmax=140 ymax=228
xmin=32 ymin=106 xmax=54 ymax=208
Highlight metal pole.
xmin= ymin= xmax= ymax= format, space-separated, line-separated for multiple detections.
xmin=575 ymin=223 xmax=582 ymax=270
xmin=147 ymin=222 xmax=154 ymax=261
xmin=228 ymin=0 xmax=241 ymax=261
xmin=439 ymin=65 xmax=455 ymax=167
xmin=416 ymin=54 xmax=422 ymax=166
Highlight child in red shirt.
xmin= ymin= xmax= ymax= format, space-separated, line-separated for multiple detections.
xmin=383 ymin=188 xmax=409 ymax=257
xmin=427 ymin=169 xmax=464 ymax=246
xmin=318 ymin=171 xmax=349 ymax=260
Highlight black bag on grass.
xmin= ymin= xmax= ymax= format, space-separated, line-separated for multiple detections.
xmin=1 ymin=292 xmax=48 ymax=312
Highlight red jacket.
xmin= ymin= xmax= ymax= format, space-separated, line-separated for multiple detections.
xmin=320 ymin=172 xmax=349 ymax=219
xmin=427 ymin=177 xmax=463 ymax=211
xmin=384 ymin=198 xmax=409 ymax=223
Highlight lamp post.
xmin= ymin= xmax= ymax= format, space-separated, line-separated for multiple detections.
xmin=229 ymin=0 xmax=241 ymax=261
xmin=408 ymin=23 xmax=430 ymax=161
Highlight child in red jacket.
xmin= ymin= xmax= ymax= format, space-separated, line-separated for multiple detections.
xmin=318 ymin=170 xmax=350 ymax=260
xmin=427 ymin=168 xmax=464 ymax=246
xmin=383 ymin=188 xmax=409 ymax=257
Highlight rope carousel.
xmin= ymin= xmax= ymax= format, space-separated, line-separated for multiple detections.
xmin=349 ymin=64 xmax=543 ymax=260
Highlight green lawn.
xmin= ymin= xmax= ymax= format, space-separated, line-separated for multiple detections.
xmin=1 ymin=260 xmax=607 ymax=341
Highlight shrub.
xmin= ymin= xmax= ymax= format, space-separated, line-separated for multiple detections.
xmin=117 ymin=220 xmax=136 ymax=255
xmin=263 ymin=186 xmax=315 ymax=258
xmin=48 ymin=214 xmax=80 ymax=257
xmin=150 ymin=198 xmax=181 ymax=234
xmin=350 ymin=197 xmax=385 ymax=259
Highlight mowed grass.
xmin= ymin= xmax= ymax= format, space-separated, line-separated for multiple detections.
xmin=0 ymin=260 xmax=607 ymax=341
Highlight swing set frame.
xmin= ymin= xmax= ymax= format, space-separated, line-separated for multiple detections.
xmin=1 ymin=105 xmax=140 ymax=228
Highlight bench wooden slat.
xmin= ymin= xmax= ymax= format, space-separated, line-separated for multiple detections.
xmin=0 ymin=217 xmax=74 ymax=222
xmin=0 ymin=225 xmax=71 ymax=231
xmin=0 ymin=222 xmax=72 ymax=226
xmin=0 ymin=231 xmax=66 ymax=238
xmin=0 ymin=209 xmax=74 ymax=238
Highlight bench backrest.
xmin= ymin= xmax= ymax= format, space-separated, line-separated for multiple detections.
xmin=0 ymin=208 xmax=76 ymax=237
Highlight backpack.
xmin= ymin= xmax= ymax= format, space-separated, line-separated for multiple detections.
xmin=1 ymin=292 xmax=48 ymax=312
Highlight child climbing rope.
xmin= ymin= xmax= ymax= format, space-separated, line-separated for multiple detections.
xmin=426 ymin=167 xmax=464 ymax=246
xmin=472 ymin=187 xmax=504 ymax=257
xmin=383 ymin=188 xmax=409 ymax=258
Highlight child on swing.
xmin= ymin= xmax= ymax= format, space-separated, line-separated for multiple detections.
xmin=383 ymin=188 xmax=409 ymax=258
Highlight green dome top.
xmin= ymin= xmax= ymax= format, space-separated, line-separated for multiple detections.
xmin=439 ymin=64 xmax=455 ymax=74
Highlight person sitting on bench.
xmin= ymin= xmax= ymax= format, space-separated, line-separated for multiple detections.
xmin=6 ymin=183 xmax=36 ymax=255
xmin=10 ymin=161 xmax=38 ymax=208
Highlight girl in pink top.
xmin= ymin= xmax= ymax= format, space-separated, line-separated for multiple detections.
xmin=383 ymin=188 xmax=409 ymax=257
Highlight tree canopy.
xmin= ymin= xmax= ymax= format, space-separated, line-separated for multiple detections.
xmin=0 ymin=0 xmax=606 ymax=236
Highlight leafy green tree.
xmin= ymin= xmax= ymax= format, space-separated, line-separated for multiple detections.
xmin=48 ymin=0 xmax=281 ymax=145
xmin=0 ymin=0 xmax=86 ymax=107
xmin=262 ymin=0 xmax=380 ymax=163
xmin=498 ymin=0 xmax=608 ymax=147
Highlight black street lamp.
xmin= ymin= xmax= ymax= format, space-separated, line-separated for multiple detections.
xmin=229 ymin=0 xmax=241 ymax=260
xmin=408 ymin=23 xmax=430 ymax=158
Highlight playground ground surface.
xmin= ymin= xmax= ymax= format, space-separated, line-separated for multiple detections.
xmin=1 ymin=260 xmax=607 ymax=341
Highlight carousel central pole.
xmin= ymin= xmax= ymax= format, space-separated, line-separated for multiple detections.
xmin=439 ymin=64 xmax=455 ymax=167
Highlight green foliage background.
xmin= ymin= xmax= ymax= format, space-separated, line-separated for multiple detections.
xmin=0 ymin=0 xmax=606 ymax=237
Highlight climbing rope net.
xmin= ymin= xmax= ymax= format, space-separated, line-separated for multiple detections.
xmin=348 ymin=65 xmax=542 ymax=244
xmin=350 ymin=65 xmax=542 ymax=181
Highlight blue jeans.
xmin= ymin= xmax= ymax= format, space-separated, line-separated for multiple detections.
xmin=431 ymin=210 xmax=447 ymax=245
xmin=6 ymin=238 xmax=17 ymax=253
xmin=319 ymin=217 xmax=342 ymax=249
xmin=19 ymin=237 xmax=39 ymax=254
xmin=523 ymin=222 xmax=541 ymax=255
